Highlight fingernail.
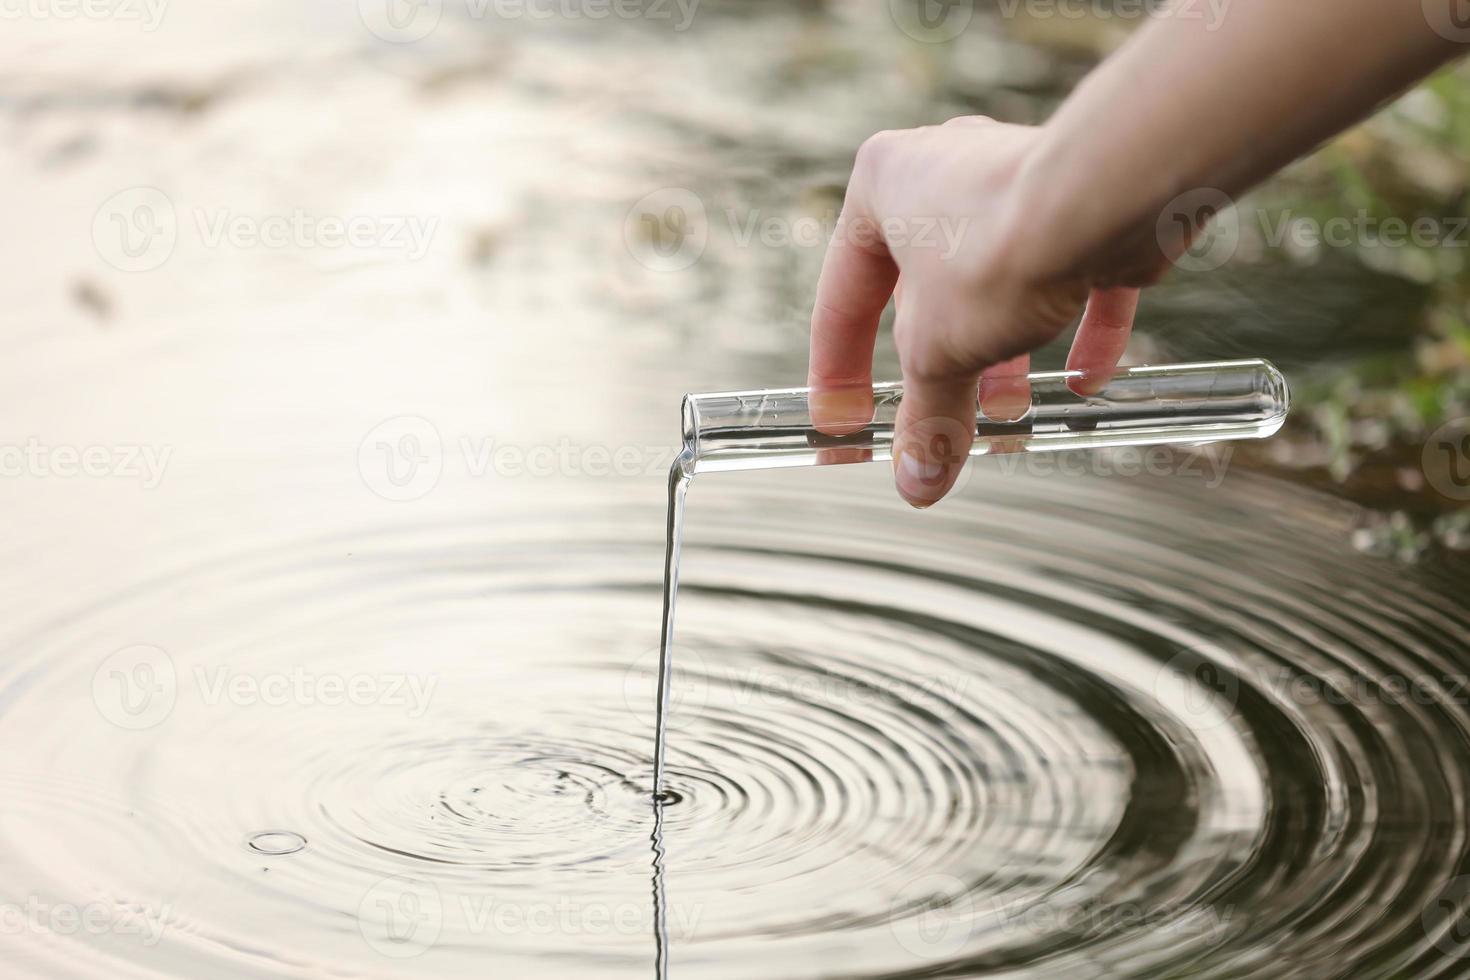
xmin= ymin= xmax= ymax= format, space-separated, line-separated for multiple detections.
xmin=811 ymin=388 xmax=873 ymax=435
xmin=1066 ymin=369 xmax=1111 ymax=398
xmin=894 ymin=448 xmax=945 ymax=508
xmin=979 ymin=383 xmax=1031 ymax=423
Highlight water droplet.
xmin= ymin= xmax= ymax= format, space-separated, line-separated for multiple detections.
xmin=247 ymin=831 xmax=307 ymax=855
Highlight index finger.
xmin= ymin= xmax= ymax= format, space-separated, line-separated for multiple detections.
xmin=808 ymin=212 xmax=898 ymax=436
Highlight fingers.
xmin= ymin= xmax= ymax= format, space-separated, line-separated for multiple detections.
xmin=808 ymin=217 xmax=898 ymax=437
xmin=891 ymin=301 xmax=978 ymax=508
xmin=1065 ymin=287 xmax=1140 ymax=396
xmin=978 ymin=354 xmax=1031 ymax=457
xmin=978 ymin=353 xmax=1031 ymax=423
xmin=892 ymin=371 xmax=977 ymax=509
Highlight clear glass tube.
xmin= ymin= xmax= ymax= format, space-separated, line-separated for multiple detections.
xmin=681 ymin=359 xmax=1289 ymax=474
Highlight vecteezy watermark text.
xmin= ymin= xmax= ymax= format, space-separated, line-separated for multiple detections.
xmin=358 ymin=416 xmax=677 ymax=502
xmin=0 ymin=897 xmax=171 ymax=946
xmin=357 ymin=0 xmax=698 ymax=44
xmin=889 ymin=871 xmax=1234 ymax=961
xmin=0 ymin=0 xmax=168 ymax=30
xmin=621 ymin=644 xmax=974 ymax=732
xmin=92 ymin=645 xmax=440 ymax=729
xmin=193 ymin=209 xmax=437 ymax=260
xmin=623 ymin=187 xmax=969 ymax=272
xmin=0 ymin=439 xmax=171 ymax=488
xmin=1156 ymin=646 xmax=1470 ymax=733
xmin=993 ymin=0 xmax=1228 ymax=28
xmin=990 ymin=444 xmax=1233 ymax=488
xmin=1158 ymin=188 xmax=1470 ymax=272
xmin=356 ymin=875 xmax=704 ymax=958
xmin=93 ymin=187 xmax=439 ymax=272
xmin=193 ymin=666 xmax=438 ymax=719
xmin=887 ymin=0 xmax=1229 ymax=44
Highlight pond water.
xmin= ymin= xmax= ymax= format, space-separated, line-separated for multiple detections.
xmin=2 ymin=3 xmax=1467 ymax=978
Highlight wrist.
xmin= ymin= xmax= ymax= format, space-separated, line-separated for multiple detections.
xmin=1004 ymin=125 xmax=1171 ymax=290
xmin=997 ymin=133 xmax=1079 ymax=285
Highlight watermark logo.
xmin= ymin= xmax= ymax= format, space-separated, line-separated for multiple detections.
xmin=624 ymin=188 xmax=708 ymax=272
xmin=1157 ymin=188 xmax=1239 ymax=272
xmin=888 ymin=0 xmax=974 ymax=42
xmin=1423 ymin=0 xmax=1470 ymax=43
xmin=358 ymin=0 xmax=442 ymax=42
xmin=1424 ymin=874 xmax=1470 ymax=957
xmin=93 ymin=187 xmax=177 ymax=273
xmin=622 ymin=643 xmax=710 ymax=730
xmin=359 ymin=875 xmax=443 ymax=958
xmin=893 ymin=413 xmax=980 ymax=505
xmin=359 ymin=416 xmax=444 ymax=502
xmin=92 ymin=644 xmax=178 ymax=730
xmin=891 ymin=873 xmax=974 ymax=959
xmin=1424 ymin=418 xmax=1470 ymax=502
xmin=1155 ymin=648 xmax=1240 ymax=731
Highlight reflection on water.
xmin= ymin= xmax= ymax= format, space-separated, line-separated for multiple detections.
xmin=2 ymin=2 xmax=1467 ymax=978
xmin=2 ymin=469 xmax=1469 ymax=978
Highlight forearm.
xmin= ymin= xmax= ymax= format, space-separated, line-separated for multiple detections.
xmin=1012 ymin=0 xmax=1463 ymax=282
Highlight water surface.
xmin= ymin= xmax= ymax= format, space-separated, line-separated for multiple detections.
xmin=3 ymin=468 xmax=1469 ymax=978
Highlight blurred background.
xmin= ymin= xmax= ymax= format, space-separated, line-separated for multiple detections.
xmin=2 ymin=2 xmax=1470 ymax=978
xmin=5 ymin=0 xmax=1470 ymax=552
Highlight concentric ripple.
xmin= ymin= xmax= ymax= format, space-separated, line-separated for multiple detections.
xmin=0 ymin=466 xmax=1466 ymax=978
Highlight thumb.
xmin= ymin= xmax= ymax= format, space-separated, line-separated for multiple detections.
xmin=892 ymin=371 xmax=977 ymax=509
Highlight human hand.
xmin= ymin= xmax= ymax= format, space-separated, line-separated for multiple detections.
xmin=807 ymin=116 xmax=1157 ymax=508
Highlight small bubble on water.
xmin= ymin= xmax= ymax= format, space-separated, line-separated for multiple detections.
xmin=247 ymin=831 xmax=307 ymax=855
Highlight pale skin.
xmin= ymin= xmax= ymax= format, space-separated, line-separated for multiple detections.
xmin=809 ymin=0 xmax=1464 ymax=508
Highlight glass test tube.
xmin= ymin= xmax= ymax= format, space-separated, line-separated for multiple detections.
xmin=680 ymin=359 xmax=1289 ymax=474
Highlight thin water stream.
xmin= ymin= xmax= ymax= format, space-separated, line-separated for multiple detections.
xmin=651 ymin=448 xmax=694 ymax=980
xmin=653 ymin=448 xmax=697 ymax=803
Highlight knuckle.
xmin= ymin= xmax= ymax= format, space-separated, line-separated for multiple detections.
xmin=942 ymin=114 xmax=995 ymax=128
xmin=853 ymin=129 xmax=902 ymax=176
xmin=903 ymin=334 xmax=977 ymax=385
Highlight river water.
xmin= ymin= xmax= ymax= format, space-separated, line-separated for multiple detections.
xmin=2 ymin=3 xmax=1468 ymax=978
